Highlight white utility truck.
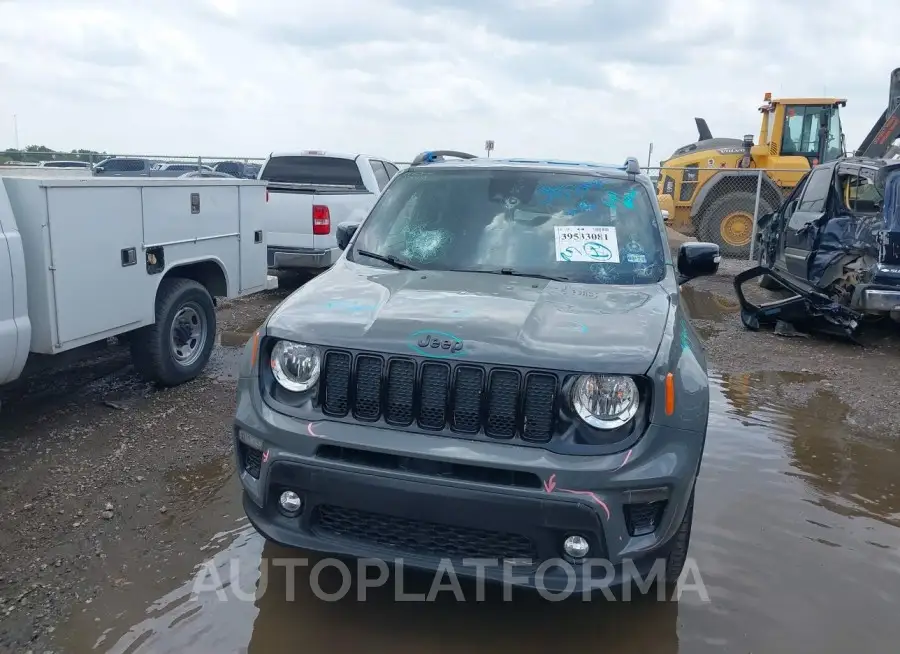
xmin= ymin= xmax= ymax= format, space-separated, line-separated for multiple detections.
xmin=259 ymin=151 xmax=400 ymax=274
xmin=0 ymin=176 xmax=276 ymax=391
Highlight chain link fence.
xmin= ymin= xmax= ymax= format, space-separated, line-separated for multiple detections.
xmin=645 ymin=165 xmax=806 ymax=260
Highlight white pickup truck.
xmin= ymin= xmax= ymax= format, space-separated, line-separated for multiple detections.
xmin=0 ymin=175 xmax=277 ymax=393
xmin=259 ymin=151 xmax=400 ymax=273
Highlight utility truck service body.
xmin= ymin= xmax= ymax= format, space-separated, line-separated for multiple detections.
xmin=0 ymin=176 xmax=276 ymax=390
xmin=260 ymin=151 xmax=400 ymax=274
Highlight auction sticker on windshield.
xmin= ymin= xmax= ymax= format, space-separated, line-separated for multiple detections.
xmin=555 ymin=226 xmax=620 ymax=263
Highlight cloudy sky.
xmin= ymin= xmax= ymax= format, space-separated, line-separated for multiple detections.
xmin=0 ymin=0 xmax=896 ymax=165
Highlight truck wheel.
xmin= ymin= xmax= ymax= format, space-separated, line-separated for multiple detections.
xmin=131 ymin=278 xmax=217 ymax=387
xmin=663 ymin=488 xmax=694 ymax=585
xmin=697 ymin=191 xmax=770 ymax=259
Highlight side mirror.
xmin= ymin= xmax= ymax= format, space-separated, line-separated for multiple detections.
xmin=677 ymin=242 xmax=720 ymax=284
xmin=661 ymin=209 xmax=670 ymax=223
xmin=336 ymin=222 xmax=360 ymax=250
xmin=94 ymin=166 xmax=104 ymax=174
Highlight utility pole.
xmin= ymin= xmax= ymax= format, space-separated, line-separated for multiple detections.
xmin=646 ymin=142 xmax=653 ymax=170
xmin=13 ymin=114 xmax=19 ymax=150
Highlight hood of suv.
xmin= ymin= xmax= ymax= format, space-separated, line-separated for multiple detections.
xmin=266 ymin=263 xmax=673 ymax=375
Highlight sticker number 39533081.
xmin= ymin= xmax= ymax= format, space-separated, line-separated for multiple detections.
xmin=554 ymin=226 xmax=620 ymax=263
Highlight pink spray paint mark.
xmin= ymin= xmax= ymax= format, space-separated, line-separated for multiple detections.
xmin=614 ymin=449 xmax=633 ymax=472
xmin=542 ymin=473 xmax=610 ymax=521
xmin=262 ymin=450 xmax=269 ymax=464
xmin=543 ymin=473 xmax=557 ymax=493
xmin=306 ymin=422 xmax=321 ymax=438
xmin=559 ymin=489 xmax=612 ymax=521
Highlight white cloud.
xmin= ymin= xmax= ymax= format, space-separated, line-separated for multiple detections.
xmin=0 ymin=0 xmax=897 ymax=164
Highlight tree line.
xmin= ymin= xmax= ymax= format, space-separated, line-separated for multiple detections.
xmin=2 ymin=145 xmax=107 ymax=164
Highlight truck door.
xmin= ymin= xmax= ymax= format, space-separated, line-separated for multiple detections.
xmin=0 ymin=205 xmax=23 ymax=383
xmin=783 ymin=165 xmax=834 ymax=280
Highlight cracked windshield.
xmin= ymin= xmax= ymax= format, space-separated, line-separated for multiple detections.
xmin=1 ymin=1 xmax=900 ymax=653
xmin=350 ymin=169 xmax=666 ymax=283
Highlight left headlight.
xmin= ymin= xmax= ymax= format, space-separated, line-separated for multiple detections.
xmin=571 ymin=374 xmax=640 ymax=429
xmin=270 ymin=340 xmax=321 ymax=392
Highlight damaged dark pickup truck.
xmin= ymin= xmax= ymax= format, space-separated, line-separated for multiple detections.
xmin=736 ymin=157 xmax=900 ymax=340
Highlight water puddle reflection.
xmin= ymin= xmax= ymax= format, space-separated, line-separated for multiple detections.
xmin=55 ymin=373 xmax=900 ymax=654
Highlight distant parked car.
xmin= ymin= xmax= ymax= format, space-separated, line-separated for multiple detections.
xmin=150 ymin=162 xmax=215 ymax=177
xmin=93 ymin=157 xmax=154 ymax=176
xmin=38 ymin=161 xmax=92 ymax=169
xmin=212 ymin=161 xmax=261 ymax=179
xmin=178 ymin=170 xmax=234 ymax=178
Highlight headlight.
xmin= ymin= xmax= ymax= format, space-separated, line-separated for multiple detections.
xmin=270 ymin=340 xmax=321 ymax=392
xmin=570 ymin=375 xmax=639 ymax=429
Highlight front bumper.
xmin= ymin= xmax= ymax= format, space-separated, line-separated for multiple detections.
xmin=857 ymin=288 xmax=900 ymax=313
xmin=234 ymin=378 xmax=705 ymax=592
xmin=267 ymin=246 xmax=338 ymax=271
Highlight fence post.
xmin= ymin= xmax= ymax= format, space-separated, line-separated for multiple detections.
xmin=748 ymin=170 xmax=763 ymax=262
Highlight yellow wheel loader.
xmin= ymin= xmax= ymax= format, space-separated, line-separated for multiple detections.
xmin=657 ymin=67 xmax=900 ymax=258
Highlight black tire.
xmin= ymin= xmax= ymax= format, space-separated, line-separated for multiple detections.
xmin=697 ymin=190 xmax=772 ymax=259
xmin=130 ymin=278 xmax=217 ymax=387
xmin=663 ymin=489 xmax=694 ymax=585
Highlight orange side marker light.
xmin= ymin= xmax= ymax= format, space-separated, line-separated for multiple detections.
xmin=250 ymin=331 xmax=260 ymax=369
xmin=664 ymin=373 xmax=675 ymax=416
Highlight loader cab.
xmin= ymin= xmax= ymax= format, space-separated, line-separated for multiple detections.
xmin=760 ymin=95 xmax=847 ymax=167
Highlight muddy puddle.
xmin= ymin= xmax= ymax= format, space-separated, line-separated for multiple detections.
xmin=50 ymin=371 xmax=900 ymax=654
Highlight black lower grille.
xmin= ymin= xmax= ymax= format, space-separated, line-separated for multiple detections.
xmin=313 ymin=504 xmax=539 ymax=561
xmin=625 ymin=501 xmax=667 ymax=537
xmin=319 ymin=350 xmax=558 ymax=442
xmin=240 ymin=443 xmax=262 ymax=479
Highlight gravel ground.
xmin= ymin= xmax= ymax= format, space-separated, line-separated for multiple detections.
xmin=0 ymin=260 xmax=898 ymax=652
xmin=684 ymin=257 xmax=900 ymax=433
xmin=0 ymin=287 xmax=289 ymax=652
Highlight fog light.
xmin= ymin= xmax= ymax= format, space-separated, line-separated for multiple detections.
xmin=278 ymin=491 xmax=302 ymax=515
xmin=563 ymin=535 xmax=590 ymax=559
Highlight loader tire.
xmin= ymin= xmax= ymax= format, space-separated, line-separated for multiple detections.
xmin=130 ymin=278 xmax=217 ymax=387
xmin=697 ymin=191 xmax=773 ymax=259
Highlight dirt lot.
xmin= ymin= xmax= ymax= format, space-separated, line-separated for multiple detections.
xmin=0 ymin=263 xmax=898 ymax=653
xmin=0 ymin=286 xmax=290 ymax=651
xmin=684 ymin=258 xmax=900 ymax=433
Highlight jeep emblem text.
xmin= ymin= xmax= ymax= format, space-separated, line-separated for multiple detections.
xmin=409 ymin=330 xmax=466 ymax=358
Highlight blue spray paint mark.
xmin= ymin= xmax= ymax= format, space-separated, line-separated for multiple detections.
xmin=325 ymin=299 xmax=377 ymax=313
xmin=408 ymin=330 xmax=467 ymax=359
xmin=680 ymin=322 xmax=692 ymax=352
xmin=564 ymin=321 xmax=588 ymax=333
xmin=563 ymin=200 xmax=597 ymax=216
xmin=536 ymin=179 xmax=605 ymax=201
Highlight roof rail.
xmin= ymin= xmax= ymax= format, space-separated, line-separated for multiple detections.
xmin=410 ymin=150 xmax=478 ymax=167
xmin=624 ymin=156 xmax=642 ymax=177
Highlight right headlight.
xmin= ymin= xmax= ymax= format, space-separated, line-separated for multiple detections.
xmin=270 ymin=340 xmax=321 ymax=392
xmin=570 ymin=374 xmax=640 ymax=429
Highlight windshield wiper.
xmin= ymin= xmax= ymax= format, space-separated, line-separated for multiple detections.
xmin=454 ymin=268 xmax=569 ymax=282
xmin=355 ymin=250 xmax=419 ymax=271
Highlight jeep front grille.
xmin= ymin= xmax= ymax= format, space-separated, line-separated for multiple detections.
xmin=320 ymin=350 xmax=558 ymax=443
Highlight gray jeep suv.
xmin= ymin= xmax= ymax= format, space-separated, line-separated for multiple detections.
xmin=233 ymin=151 xmax=720 ymax=592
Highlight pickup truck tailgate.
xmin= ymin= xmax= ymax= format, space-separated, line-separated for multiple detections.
xmin=265 ymin=187 xmax=315 ymax=249
xmin=260 ymin=154 xmax=377 ymax=268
